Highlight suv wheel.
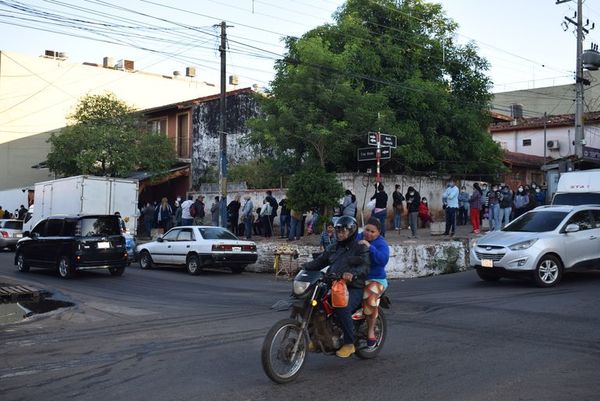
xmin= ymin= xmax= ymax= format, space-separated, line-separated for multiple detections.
xmin=186 ymin=254 xmax=201 ymax=275
xmin=139 ymin=250 xmax=153 ymax=269
xmin=109 ymin=266 xmax=125 ymax=277
xmin=534 ymin=255 xmax=563 ymax=288
xmin=57 ymin=256 xmax=74 ymax=279
xmin=16 ymin=252 xmax=30 ymax=273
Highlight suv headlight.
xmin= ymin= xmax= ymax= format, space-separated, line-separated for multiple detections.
xmin=509 ymin=239 xmax=538 ymax=251
xmin=293 ymin=280 xmax=310 ymax=295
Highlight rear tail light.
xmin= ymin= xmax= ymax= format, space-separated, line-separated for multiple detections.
xmin=0 ymin=231 xmax=8 ymax=238
xmin=242 ymin=245 xmax=256 ymax=252
xmin=212 ymin=244 xmax=233 ymax=251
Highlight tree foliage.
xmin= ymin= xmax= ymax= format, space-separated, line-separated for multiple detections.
xmin=286 ymin=166 xmax=344 ymax=213
xmin=47 ymin=93 xmax=175 ymax=177
xmin=248 ymin=0 xmax=503 ymax=176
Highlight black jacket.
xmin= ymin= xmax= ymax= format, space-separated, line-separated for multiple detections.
xmin=302 ymin=239 xmax=370 ymax=289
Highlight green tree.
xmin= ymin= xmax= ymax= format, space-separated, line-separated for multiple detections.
xmin=286 ymin=166 xmax=344 ymax=213
xmin=248 ymin=0 xmax=503 ymax=176
xmin=47 ymin=93 xmax=175 ymax=177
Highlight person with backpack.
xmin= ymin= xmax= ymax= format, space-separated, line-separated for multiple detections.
xmin=155 ymin=197 xmax=173 ymax=232
xmin=192 ymin=195 xmax=205 ymax=225
xmin=180 ymin=195 xmax=194 ymax=226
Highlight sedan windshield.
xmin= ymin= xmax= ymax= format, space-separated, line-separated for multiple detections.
xmin=198 ymin=227 xmax=238 ymax=240
xmin=503 ymin=211 xmax=568 ymax=232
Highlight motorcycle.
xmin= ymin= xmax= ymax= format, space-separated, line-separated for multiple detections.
xmin=261 ymin=268 xmax=390 ymax=384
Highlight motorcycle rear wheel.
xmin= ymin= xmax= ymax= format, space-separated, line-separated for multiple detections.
xmin=261 ymin=318 xmax=308 ymax=384
xmin=355 ymin=308 xmax=387 ymax=359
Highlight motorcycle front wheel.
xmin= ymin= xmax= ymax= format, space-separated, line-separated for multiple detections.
xmin=355 ymin=308 xmax=387 ymax=359
xmin=261 ymin=318 xmax=308 ymax=384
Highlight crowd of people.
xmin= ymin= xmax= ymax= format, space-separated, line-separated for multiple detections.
xmin=0 ymin=204 xmax=29 ymax=220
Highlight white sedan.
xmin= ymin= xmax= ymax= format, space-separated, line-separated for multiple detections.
xmin=136 ymin=226 xmax=258 ymax=274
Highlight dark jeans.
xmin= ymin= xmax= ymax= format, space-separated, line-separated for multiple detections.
xmin=279 ymin=214 xmax=290 ymax=237
xmin=458 ymin=207 xmax=468 ymax=225
xmin=335 ymin=287 xmax=363 ymax=345
xmin=262 ymin=215 xmax=272 ymax=237
xmin=289 ymin=217 xmax=301 ymax=240
xmin=181 ymin=218 xmax=193 ymax=226
xmin=444 ymin=207 xmax=457 ymax=234
xmin=244 ymin=219 xmax=253 ymax=239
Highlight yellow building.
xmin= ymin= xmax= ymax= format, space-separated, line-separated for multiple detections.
xmin=0 ymin=50 xmax=221 ymax=190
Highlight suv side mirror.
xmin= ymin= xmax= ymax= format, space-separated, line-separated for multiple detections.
xmin=565 ymin=224 xmax=580 ymax=233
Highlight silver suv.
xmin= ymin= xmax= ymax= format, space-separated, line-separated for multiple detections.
xmin=470 ymin=205 xmax=600 ymax=287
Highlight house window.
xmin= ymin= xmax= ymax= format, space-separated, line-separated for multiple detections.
xmin=522 ymin=139 xmax=532 ymax=146
xmin=147 ymin=119 xmax=167 ymax=135
xmin=177 ymin=113 xmax=190 ymax=159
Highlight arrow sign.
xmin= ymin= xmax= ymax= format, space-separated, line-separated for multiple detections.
xmin=367 ymin=132 xmax=397 ymax=148
xmin=357 ymin=146 xmax=391 ymax=161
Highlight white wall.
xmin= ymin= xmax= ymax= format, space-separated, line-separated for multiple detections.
xmin=491 ymin=124 xmax=600 ymax=158
xmin=0 ymin=188 xmax=29 ymax=215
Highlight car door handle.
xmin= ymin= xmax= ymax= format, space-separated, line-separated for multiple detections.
xmin=168 ymin=245 xmax=172 ymax=248
xmin=186 ymin=245 xmax=190 ymax=248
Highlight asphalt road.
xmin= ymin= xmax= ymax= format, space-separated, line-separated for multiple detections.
xmin=1 ymin=250 xmax=600 ymax=401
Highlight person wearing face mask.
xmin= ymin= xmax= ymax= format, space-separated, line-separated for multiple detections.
xmin=469 ymin=183 xmax=483 ymax=234
xmin=405 ymin=186 xmax=420 ymax=238
xmin=499 ymin=184 xmax=513 ymax=228
xmin=513 ymin=185 xmax=529 ymax=219
xmin=534 ymin=184 xmax=546 ymax=206
xmin=487 ymin=184 xmax=501 ymax=231
xmin=418 ymin=197 xmax=433 ymax=228
xmin=480 ymin=183 xmax=489 ymax=227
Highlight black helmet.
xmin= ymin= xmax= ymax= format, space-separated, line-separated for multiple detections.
xmin=334 ymin=216 xmax=358 ymax=241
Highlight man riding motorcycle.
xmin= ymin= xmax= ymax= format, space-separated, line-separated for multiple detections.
xmin=302 ymin=215 xmax=370 ymax=358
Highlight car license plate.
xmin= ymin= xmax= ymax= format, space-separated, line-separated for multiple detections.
xmin=97 ymin=241 xmax=110 ymax=249
xmin=481 ymin=259 xmax=493 ymax=268
xmin=232 ymin=246 xmax=241 ymax=252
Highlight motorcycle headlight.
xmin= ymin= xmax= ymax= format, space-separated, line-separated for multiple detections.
xmin=293 ymin=280 xmax=310 ymax=295
xmin=509 ymin=239 xmax=538 ymax=251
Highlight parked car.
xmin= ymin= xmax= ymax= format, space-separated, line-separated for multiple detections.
xmin=136 ymin=226 xmax=258 ymax=274
xmin=470 ymin=204 xmax=600 ymax=287
xmin=0 ymin=219 xmax=24 ymax=251
xmin=15 ymin=214 xmax=128 ymax=279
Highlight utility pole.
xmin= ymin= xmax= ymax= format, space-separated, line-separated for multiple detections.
xmin=218 ymin=21 xmax=228 ymax=228
xmin=558 ymin=0 xmax=592 ymax=160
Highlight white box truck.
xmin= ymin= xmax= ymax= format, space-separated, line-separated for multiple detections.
xmin=551 ymin=168 xmax=600 ymax=205
xmin=24 ymin=175 xmax=139 ymax=234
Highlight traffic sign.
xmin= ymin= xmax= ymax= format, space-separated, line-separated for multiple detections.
xmin=357 ymin=146 xmax=391 ymax=161
xmin=367 ymin=132 xmax=397 ymax=148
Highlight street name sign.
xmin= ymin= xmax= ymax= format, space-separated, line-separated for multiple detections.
xmin=367 ymin=132 xmax=397 ymax=148
xmin=357 ymin=146 xmax=391 ymax=161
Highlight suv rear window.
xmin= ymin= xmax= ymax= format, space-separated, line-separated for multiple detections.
xmin=3 ymin=221 xmax=22 ymax=229
xmin=78 ymin=217 xmax=121 ymax=237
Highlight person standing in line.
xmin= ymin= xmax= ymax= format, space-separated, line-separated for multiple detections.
xmin=173 ymin=200 xmax=182 ymax=227
xmin=142 ymin=202 xmax=155 ymax=238
xmin=480 ymin=183 xmax=489 ymax=226
xmin=278 ymin=196 xmax=291 ymax=239
xmin=443 ymin=180 xmax=459 ymax=236
xmin=499 ymin=184 xmax=513 ymax=228
xmin=458 ymin=186 xmax=469 ymax=226
xmin=260 ymin=198 xmax=273 ymax=237
xmin=341 ymin=189 xmax=357 ymax=218
xmin=513 ymin=185 xmax=529 ymax=219
xmin=193 ymin=195 xmax=206 ymax=226
xmin=288 ymin=209 xmax=302 ymax=241
xmin=227 ymin=194 xmax=241 ymax=235
xmin=370 ymin=183 xmax=388 ymax=237
xmin=469 ymin=183 xmax=483 ymax=234
xmin=180 ymin=195 xmax=194 ymax=226
xmin=265 ymin=190 xmax=278 ymax=233
xmin=487 ymin=184 xmax=501 ymax=231
xmin=211 ymin=196 xmax=220 ymax=226
xmin=241 ymin=195 xmax=253 ymax=239
xmin=392 ymin=184 xmax=405 ymax=232
xmin=405 ymin=186 xmax=420 ymax=238
xmin=155 ymin=197 xmax=173 ymax=232
xmin=418 ymin=197 xmax=434 ymax=228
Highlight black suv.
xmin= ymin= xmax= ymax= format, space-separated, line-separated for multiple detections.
xmin=15 ymin=215 xmax=128 ymax=279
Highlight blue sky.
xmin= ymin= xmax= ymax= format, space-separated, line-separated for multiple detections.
xmin=0 ymin=0 xmax=593 ymax=92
